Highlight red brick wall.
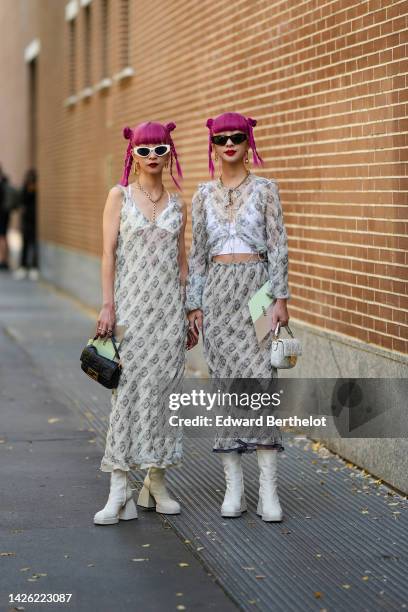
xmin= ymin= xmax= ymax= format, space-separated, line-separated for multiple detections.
xmin=0 ymin=0 xmax=406 ymax=354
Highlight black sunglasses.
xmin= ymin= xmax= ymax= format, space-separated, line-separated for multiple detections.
xmin=211 ymin=133 xmax=247 ymax=146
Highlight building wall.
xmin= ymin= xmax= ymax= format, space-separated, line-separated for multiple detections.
xmin=0 ymin=0 xmax=407 ymax=354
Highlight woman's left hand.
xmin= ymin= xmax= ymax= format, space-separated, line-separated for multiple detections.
xmin=271 ymin=298 xmax=289 ymax=331
xmin=186 ymin=328 xmax=198 ymax=351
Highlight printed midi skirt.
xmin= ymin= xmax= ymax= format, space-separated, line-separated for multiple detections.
xmin=202 ymin=260 xmax=284 ymax=454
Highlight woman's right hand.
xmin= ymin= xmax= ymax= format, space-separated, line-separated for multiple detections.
xmin=96 ymin=304 xmax=116 ymax=338
xmin=187 ymin=309 xmax=203 ymax=341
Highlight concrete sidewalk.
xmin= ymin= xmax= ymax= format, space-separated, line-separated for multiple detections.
xmin=1 ymin=272 xmax=408 ymax=612
xmin=0 ymin=315 xmax=237 ymax=611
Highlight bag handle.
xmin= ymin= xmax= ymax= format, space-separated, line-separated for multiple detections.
xmin=91 ymin=334 xmax=121 ymax=361
xmin=272 ymin=323 xmax=294 ymax=340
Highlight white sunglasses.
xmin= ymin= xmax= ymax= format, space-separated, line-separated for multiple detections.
xmin=133 ymin=145 xmax=171 ymax=157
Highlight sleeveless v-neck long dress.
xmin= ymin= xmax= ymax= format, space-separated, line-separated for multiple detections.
xmin=100 ymin=183 xmax=187 ymax=472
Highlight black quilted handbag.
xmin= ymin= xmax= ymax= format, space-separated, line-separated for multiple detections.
xmin=80 ymin=335 xmax=122 ymax=389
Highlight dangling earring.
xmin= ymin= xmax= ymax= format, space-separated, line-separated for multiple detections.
xmin=164 ymin=158 xmax=169 ymax=169
xmin=214 ymin=151 xmax=218 ymax=161
xmin=244 ymin=152 xmax=249 ymax=165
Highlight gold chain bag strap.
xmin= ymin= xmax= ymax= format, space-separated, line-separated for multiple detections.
xmin=270 ymin=324 xmax=302 ymax=369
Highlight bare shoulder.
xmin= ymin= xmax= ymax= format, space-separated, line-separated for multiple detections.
xmin=104 ymin=184 xmax=125 ymax=209
xmin=108 ymin=184 xmax=126 ymax=201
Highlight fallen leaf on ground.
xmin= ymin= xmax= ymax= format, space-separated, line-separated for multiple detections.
xmin=178 ymin=563 xmax=189 ymax=568
xmin=47 ymin=418 xmax=61 ymax=423
xmin=131 ymin=558 xmax=149 ymax=562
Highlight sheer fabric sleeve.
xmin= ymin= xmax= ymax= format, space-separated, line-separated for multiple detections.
xmin=265 ymin=180 xmax=290 ymax=300
xmin=185 ymin=186 xmax=208 ymax=312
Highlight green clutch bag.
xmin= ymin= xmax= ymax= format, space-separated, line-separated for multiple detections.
xmin=248 ymin=281 xmax=275 ymax=342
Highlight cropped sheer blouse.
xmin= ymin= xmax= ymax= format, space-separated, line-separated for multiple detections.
xmin=185 ymin=174 xmax=290 ymax=312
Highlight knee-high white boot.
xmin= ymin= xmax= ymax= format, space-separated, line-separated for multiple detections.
xmin=93 ymin=469 xmax=138 ymax=525
xmin=256 ymin=449 xmax=283 ymax=522
xmin=220 ymin=452 xmax=247 ymax=518
xmin=137 ymin=467 xmax=181 ymax=514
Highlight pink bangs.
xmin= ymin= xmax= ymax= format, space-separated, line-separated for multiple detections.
xmin=131 ymin=122 xmax=172 ymax=146
xmin=119 ymin=121 xmax=183 ymax=189
xmin=210 ymin=112 xmax=250 ymax=134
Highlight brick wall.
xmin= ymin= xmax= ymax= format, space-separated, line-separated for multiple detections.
xmin=0 ymin=0 xmax=407 ymax=354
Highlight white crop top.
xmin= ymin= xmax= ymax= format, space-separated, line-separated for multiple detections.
xmin=213 ymin=225 xmax=257 ymax=255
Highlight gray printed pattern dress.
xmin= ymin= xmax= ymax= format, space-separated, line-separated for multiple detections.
xmin=186 ymin=174 xmax=290 ymax=454
xmin=100 ymin=183 xmax=187 ymax=472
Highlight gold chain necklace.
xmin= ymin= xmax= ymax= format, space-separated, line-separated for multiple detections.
xmin=137 ymin=180 xmax=164 ymax=223
xmin=219 ymin=170 xmax=251 ymax=222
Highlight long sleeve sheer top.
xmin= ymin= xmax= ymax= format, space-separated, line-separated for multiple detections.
xmin=186 ymin=173 xmax=290 ymax=312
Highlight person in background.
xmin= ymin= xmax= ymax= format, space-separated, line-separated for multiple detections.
xmin=14 ymin=169 xmax=39 ymax=280
xmin=0 ymin=166 xmax=11 ymax=270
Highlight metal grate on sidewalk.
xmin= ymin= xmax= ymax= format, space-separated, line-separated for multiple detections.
xmin=83 ymin=401 xmax=408 ymax=612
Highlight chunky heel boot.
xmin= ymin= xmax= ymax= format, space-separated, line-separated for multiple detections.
xmin=94 ymin=469 xmax=138 ymax=525
xmin=137 ymin=467 xmax=180 ymax=514
xmin=256 ymin=450 xmax=283 ymax=522
xmin=220 ymin=452 xmax=247 ymax=518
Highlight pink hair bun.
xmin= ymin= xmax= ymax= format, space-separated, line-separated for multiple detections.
xmin=206 ymin=118 xmax=214 ymax=129
xmin=166 ymin=122 xmax=176 ymax=132
xmin=247 ymin=117 xmax=257 ymax=127
xmin=123 ymin=126 xmax=133 ymax=140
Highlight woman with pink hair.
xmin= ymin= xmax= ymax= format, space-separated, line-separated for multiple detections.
xmin=94 ymin=121 xmax=194 ymax=526
xmin=186 ymin=112 xmax=290 ymax=522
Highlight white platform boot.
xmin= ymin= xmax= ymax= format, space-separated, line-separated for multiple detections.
xmin=137 ymin=467 xmax=181 ymax=514
xmin=256 ymin=450 xmax=283 ymax=522
xmin=93 ymin=469 xmax=138 ymax=525
xmin=220 ymin=452 xmax=247 ymax=518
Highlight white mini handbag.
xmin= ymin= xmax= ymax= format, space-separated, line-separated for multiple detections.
xmin=270 ymin=324 xmax=302 ymax=369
